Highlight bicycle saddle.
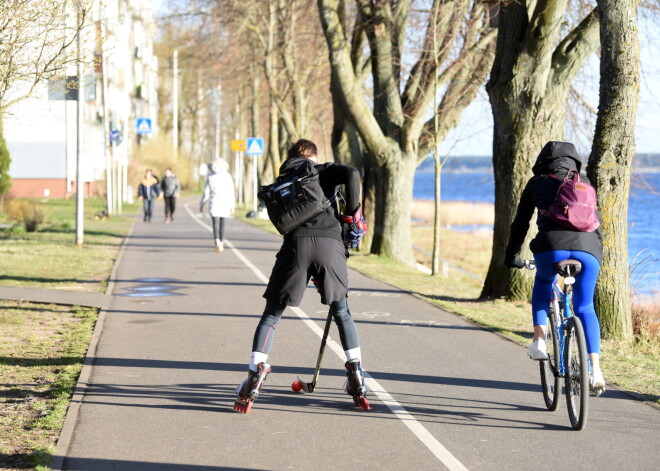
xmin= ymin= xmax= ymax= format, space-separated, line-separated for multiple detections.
xmin=554 ymin=259 xmax=582 ymax=277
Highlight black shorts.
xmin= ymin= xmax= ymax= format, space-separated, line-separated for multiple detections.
xmin=263 ymin=236 xmax=348 ymax=306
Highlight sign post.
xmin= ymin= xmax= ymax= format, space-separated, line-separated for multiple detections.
xmin=246 ymin=137 xmax=264 ymax=213
xmin=231 ymin=139 xmax=246 ymax=206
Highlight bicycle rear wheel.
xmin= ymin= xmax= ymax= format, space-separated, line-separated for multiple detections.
xmin=540 ymin=302 xmax=560 ymax=411
xmin=564 ymin=316 xmax=589 ymax=430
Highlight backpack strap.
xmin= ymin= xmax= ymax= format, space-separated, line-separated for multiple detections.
xmin=565 ymin=169 xmax=580 ymax=182
xmin=546 ymin=174 xmax=561 ymax=182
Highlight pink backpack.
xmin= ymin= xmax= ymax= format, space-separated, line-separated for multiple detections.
xmin=540 ymin=170 xmax=600 ymax=232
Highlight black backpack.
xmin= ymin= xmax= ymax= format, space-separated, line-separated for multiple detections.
xmin=257 ymin=159 xmax=335 ymax=235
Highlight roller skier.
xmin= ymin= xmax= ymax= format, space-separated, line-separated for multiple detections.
xmin=234 ymin=139 xmax=369 ymax=413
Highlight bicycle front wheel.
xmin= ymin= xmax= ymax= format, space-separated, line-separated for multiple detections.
xmin=540 ymin=303 xmax=560 ymax=411
xmin=564 ymin=316 xmax=589 ymax=430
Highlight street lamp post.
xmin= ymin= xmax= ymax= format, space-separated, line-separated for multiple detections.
xmin=75 ymin=3 xmax=84 ymax=247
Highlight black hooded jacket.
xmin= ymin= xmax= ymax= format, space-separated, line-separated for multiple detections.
xmin=505 ymin=141 xmax=603 ymax=264
xmin=279 ymin=158 xmax=361 ymax=243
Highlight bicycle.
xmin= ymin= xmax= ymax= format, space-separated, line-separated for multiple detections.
xmin=522 ymin=259 xmax=590 ymax=431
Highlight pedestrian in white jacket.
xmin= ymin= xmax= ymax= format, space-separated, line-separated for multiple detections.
xmin=200 ymin=158 xmax=236 ymax=252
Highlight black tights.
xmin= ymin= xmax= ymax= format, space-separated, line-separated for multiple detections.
xmin=212 ymin=216 xmax=225 ymax=241
xmin=251 ymin=298 xmax=359 ymax=354
xmin=164 ymin=196 xmax=176 ymax=218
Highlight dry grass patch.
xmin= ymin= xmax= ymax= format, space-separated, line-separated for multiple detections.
xmin=412 ymin=199 xmax=494 ymax=226
xmin=632 ymin=297 xmax=660 ymax=343
xmin=411 ymin=225 xmax=492 ymax=279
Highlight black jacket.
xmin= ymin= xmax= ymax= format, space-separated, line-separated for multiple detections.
xmin=160 ymin=175 xmax=180 ymax=197
xmin=505 ymin=141 xmax=603 ymax=264
xmin=280 ymin=158 xmax=361 ymax=243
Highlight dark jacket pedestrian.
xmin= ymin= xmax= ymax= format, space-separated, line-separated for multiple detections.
xmin=160 ymin=168 xmax=180 ymax=222
xmin=137 ymin=169 xmax=161 ymax=222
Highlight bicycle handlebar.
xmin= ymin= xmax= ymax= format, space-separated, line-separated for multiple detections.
xmin=522 ymin=259 xmax=536 ymax=270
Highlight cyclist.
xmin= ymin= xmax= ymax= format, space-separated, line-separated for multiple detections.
xmin=504 ymin=141 xmax=605 ymax=394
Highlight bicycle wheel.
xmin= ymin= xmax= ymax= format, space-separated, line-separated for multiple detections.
xmin=540 ymin=302 xmax=560 ymax=411
xmin=564 ymin=316 xmax=589 ymax=430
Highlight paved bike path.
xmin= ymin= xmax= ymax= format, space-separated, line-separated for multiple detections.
xmin=56 ymin=200 xmax=659 ymax=470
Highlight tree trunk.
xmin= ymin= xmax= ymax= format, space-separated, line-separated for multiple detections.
xmin=251 ymin=72 xmax=260 ymax=138
xmin=319 ymin=0 xmax=496 ymax=266
xmin=587 ymin=0 xmax=639 ymax=341
xmin=360 ymin=163 xmax=376 ymax=253
xmin=267 ymin=98 xmax=281 ymax=179
xmin=482 ymin=90 xmax=567 ymax=300
xmin=431 ymin=156 xmax=441 ymax=275
xmin=369 ymin=153 xmax=416 ymax=264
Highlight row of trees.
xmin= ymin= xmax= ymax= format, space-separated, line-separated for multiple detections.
xmin=158 ymin=0 xmax=643 ymax=340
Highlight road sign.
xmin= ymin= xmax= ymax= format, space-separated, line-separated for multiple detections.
xmin=246 ymin=137 xmax=264 ymax=156
xmin=231 ymin=139 xmax=246 ymax=152
xmin=109 ymin=130 xmax=121 ymax=144
xmin=136 ymin=118 xmax=152 ymax=135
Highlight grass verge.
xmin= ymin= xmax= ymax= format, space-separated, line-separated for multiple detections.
xmin=0 ymin=197 xmax=137 ymax=468
xmin=0 ymin=198 xmax=138 ymax=292
xmin=236 ymin=209 xmax=659 ymax=404
xmin=0 ymin=301 xmax=97 ymax=470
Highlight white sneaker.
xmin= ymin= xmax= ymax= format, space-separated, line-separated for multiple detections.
xmin=590 ymin=369 xmax=606 ymax=396
xmin=527 ymin=339 xmax=548 ymax=360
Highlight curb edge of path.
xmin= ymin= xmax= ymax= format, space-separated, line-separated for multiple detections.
xmin=50 ymin=219 xmax=136 ymax=471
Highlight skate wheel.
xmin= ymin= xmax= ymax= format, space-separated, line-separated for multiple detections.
xmin=354 ymin=396 xmax=371 ymax=411
xmin=233 ymin=399 xmax=253 ymax=414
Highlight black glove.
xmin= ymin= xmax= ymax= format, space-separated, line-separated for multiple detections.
xmin=341 ymin=207 xmax=367 ymax=249
xmin=504 ymin=254 xmax=525 ymax=269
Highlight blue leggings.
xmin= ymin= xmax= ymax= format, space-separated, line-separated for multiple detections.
xmin=533 ymin=250 xmax=601 ymax=354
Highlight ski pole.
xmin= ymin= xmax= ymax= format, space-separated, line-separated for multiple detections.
xmin=293 ymin=308 xmax=333 ymax=393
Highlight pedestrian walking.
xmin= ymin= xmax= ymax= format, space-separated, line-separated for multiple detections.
xmin=137 ymin=169 xmax=161 ymax=223
xmin=233 ymin=139 xmax=369 ymax=413
xmin=199 ymin=158 xmax=235 ymax=252
xmin=161 ymin=167 xmax=180 ymax=223
xmin=505 ymin=141 xmax=605 ymax=395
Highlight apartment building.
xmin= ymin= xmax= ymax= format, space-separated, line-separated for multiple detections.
xmin=4 ymin=0 xmax=159 ymax=200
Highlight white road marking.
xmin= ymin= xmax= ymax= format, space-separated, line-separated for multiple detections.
xmin=184 ymin=205 xmax=469 ymax=471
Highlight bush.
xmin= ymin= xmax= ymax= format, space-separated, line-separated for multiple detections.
xmin=0 ymin=121 xmax=11 ymax=211
xmin=132 ymin=135 xmax=197 ymax=192
xmin=5 ymin=199 xmax=47 ymax=232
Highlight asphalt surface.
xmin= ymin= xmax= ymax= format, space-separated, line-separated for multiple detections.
xmin=52 ymin=198 xmax=659 ymax=470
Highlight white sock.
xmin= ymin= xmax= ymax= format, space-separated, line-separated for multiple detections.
xmin=344 ymin=347 xmax=361 ymax=364
xmin=249 ymin=351 xmax=269 ymax=372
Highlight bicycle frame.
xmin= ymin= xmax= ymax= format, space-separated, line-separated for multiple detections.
xmin=550 ymin=280 xmax=573 ymax=377
xmin=524 ymin=258 xmax=592 ymax=429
